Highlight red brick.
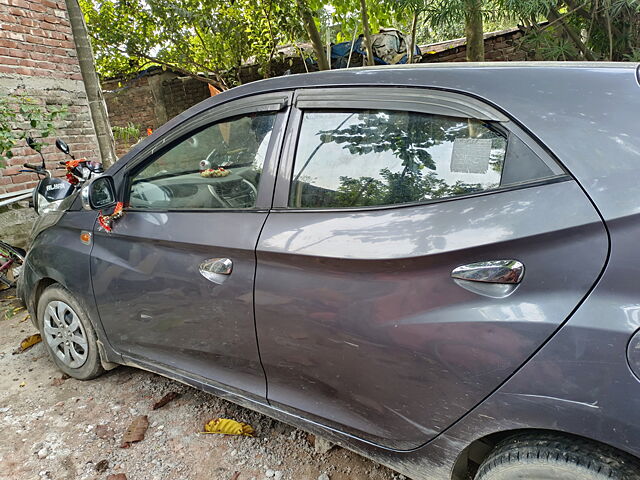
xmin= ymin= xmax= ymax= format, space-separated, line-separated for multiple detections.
xmin=2 ymin=166 xmax=22 ymax=177
xmin=4 ymin=23 xmax=30 ymax=34
xmin=0 ymin=56 xmax=19 ymax=65
xmin=6 ymin=183 xmax=29 ymax=193
xmin=7 ymin=0 xmax=30 ymax=9
xmin=28 ymin=2 xmax=47 ymax=13
xmin=14 ymin=66 xmax=35 ymax=75
xmin=0 ymin=39 xmax=19 ymax=49
xmin=24 ymin=34 xmax=45 ymax=45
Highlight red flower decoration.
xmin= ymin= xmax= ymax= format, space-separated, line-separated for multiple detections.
xmin=98 ymin=202 xmax=125 ymax=233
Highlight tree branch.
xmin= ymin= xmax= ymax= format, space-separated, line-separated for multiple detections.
xmin=296 ymin=0 xmax=330 ymax=70
xmin=548 ymin=6 xmax=597 ymax=60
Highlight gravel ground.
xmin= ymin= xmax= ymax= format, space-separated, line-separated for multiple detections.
xmin=0 ymin=287 xmax=403 ymax=480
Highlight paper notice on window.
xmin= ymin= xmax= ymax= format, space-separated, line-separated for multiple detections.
xmin=450 ymin=138 xmax=493 ymax=174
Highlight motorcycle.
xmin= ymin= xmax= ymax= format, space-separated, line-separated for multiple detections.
xmin=22 ymin=137 xmax=104 ymax=215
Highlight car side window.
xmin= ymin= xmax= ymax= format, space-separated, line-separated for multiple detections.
xmin=289 ymin=109 xmax=517 ymax=209
xmin=130 ymin=112 xmax=277 ymax=210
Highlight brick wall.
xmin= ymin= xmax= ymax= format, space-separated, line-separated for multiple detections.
xmin=102 ymin=75 xmax=160 ymax=157
xmin=103 ymin=71 xmax=212 ymax=157
xmin=419 ymin=27 xmax=529 ymax=63
xmin=162 ymin=75 xmax=210 ymax=120
xmin=0 ymin=0 xmax=100 ymax=196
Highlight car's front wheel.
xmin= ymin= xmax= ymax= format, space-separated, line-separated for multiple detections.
xmin=37 ymin=284 xmax=105 ymax=380
xmin=475 ymin=432 xmax=640 ymax=480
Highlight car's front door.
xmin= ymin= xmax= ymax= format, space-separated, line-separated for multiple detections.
xmin=91 ymin=93 xmax=290 ymax=400
xmin=254 ymin=88 xmax=608 ymax=449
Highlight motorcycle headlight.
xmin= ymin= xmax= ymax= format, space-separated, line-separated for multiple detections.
xmin=37 ymin=195 xmax=64 ymax=214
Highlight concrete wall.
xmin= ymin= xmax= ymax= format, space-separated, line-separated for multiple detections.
xmin=0 ymin=0 xmax=100 ymax=247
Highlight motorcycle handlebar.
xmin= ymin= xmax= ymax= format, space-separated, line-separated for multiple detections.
xmin=23 ymin=163 xmax=41 ymax=170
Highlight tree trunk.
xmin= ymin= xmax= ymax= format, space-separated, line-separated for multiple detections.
xmin=65 ymin=0 xmax=117 ymax=168
xmin=359 ymin=0 xmax=375 ymax=66
xmin=408 ymin=11 xmax=419 ymax=64
xmin=297 ymin=0 xmax=330 ymax=71
xmin=464 ymin=0 xmax=484 ymax=62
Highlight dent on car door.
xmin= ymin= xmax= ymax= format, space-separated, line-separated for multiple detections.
xmin=90 ymin=93 xmax=291 ymax=401
xmin=254 ymin=88 xmax=608 ymax=450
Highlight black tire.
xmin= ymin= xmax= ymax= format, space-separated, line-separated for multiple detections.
xmin=475 ymin=432 xmax=640 ymax=480
xmin=37 ymin=284 xmax=104 ymax=380
xmin=0 ymin=240 xmax=25 ymax=288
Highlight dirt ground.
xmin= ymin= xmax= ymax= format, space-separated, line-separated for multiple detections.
xmin=0 ymin=287 xmax=404 ymax=480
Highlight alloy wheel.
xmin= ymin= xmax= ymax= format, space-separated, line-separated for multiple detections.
xmin=42 ymin=300 xmax=89 ymax=368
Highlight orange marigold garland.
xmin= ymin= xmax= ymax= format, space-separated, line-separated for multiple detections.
xmin=65 ymin=159 xmax=82 ymax=185
xmin=98 ymin=202 xmax=124 ymax=233
xmin=200 ymin=167 xmax=229 ymax=178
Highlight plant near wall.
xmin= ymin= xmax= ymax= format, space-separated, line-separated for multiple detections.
xmin=499 ymin=0 xmax=640 ymax=61
xmin=112 ymin=123 xmax=142 ymax=144
xmin=0 ymin=95 xmax=68 ymax=168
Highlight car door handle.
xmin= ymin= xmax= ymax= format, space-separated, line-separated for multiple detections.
xmin=451 ymin=260 xmax=524 ymax=298
xmin=199 ymin=258 xmax=233 ymax=284
xmin=452 ymin=260 xmax=524 ymax=284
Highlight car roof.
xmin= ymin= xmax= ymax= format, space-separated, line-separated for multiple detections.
xmin=220 ymin=61 xmax=637 ymax=100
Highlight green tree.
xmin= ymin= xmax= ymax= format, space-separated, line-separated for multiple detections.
xmin=297 ymin=0 xmax=331 ymax=70
xmin=80 ymin=0 xmax=305 ymax=87
xmin=395 ymin=0 xmax=431 ymax=63
xmin=329 ymin=0 xmax=401 ymax=60
xmin=501 ymin=0 xmax=640 ymax=61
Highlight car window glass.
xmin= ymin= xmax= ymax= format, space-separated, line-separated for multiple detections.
xmin=130 ymin=112 xmax=276 ymax=210
xmin=290 ymin=110 xmax=507 ymax=209
xmin=501 ymin=134 xmax=555 ymax=185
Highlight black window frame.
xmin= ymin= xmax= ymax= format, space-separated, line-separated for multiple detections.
xmin=272 ymin=87 xmax=568 ymax=212
xmin=121 ymin=92 xmax=292 ymax=213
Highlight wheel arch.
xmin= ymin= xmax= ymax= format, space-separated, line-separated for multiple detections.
xmin=31 ymin=278 xmax=118 ymax=371
xmin=451 ymin=427 xmax=640 ymax=480
xmin=28 ymin=277 xmax=58 ymax=324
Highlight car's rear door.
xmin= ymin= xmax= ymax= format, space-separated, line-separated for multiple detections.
xmin=254 ymin=88 xmax=608 ymax=449
xmin=90 ymin=92 xmax=290 ymax=401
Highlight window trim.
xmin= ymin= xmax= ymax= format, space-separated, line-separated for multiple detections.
xmin=295 ymin=87 xmax=510 ymax=122
xmin=272 ymin=87 xmax=568 ymax=211
xmin=121 ymin=92 xmax=292 ymax=212
xmin=273 ymin=175 xmax=570 ymax=214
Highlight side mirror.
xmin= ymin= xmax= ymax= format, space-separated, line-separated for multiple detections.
xmin=82 ymin=176 xmax=116 ymax=210
xmin=55 ymin=139 xmax=70 ymax=155
xmin=26 ymin=137 xmax=38 ymax=150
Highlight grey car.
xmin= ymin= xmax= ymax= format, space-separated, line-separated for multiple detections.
xmin=18 ymin=62 xmax=640 ymax=480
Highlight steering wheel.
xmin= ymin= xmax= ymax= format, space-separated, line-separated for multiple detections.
xmin=207 ymin=178 xmax=257 ymax=208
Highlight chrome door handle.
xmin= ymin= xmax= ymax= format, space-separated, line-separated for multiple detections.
xmin=199 ymin=258 xmax=233 ymax=284
xmin=452 ymin=260 xmax=524 ymax=284
xmin=451 ymin=260 xmax=524 ymax=298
